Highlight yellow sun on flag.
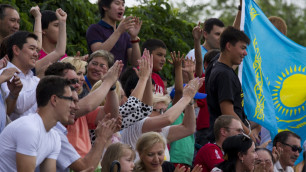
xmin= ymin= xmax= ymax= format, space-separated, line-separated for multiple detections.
xmin=272 ymin=66 xmax=306 ymax=116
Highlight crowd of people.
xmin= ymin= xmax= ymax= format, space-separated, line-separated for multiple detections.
xmin=0 ymin=0 xmax=304 ymax=172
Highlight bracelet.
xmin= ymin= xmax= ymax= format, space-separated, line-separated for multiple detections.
xmin=238 ymin=5 xmax=242 ymax=11
xmin=130 ymin=36 xmax=140 ymax=43
xmin=110 ymin=85 xmax=116 ymax=91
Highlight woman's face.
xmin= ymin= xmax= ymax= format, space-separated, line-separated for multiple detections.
xmin=87 ymin=57 xmax=108 ymax=83
xmin=76 ymin=67 xmax=86 ymax=88
xmin=119 ymin=149 xmax=135 ymax=172
xmin=255 ymin=150 xmax=274 ymax=172
xmin=241 ymin=142 xmax=258 ymax=172
xmin=140 ymin=142 xmax=165 ymax=171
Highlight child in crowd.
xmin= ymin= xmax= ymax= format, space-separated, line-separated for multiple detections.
xmin=101 ymin=143 xmax=135 ymax=172
xmin=142 ymin=39 xmax=167 ymax=94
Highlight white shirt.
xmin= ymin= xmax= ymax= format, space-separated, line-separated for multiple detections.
xmin=53 ymin=122 xmax=81 ymax=172
xmin=121 ymin=117 xmax=170 ymax=162
xmin=0 ymin=62 xmax=39 ymax=120
xmin=0 ymin=113 xmax=61 ymax=171
xmin=274 ymin=161 xmax=294 ymax=172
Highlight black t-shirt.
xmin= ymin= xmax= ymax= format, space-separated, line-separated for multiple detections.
xmin=206 ymin=61 xmax=247 ymax=142
xmin=162 ymin=161 xmax=175 ymax=172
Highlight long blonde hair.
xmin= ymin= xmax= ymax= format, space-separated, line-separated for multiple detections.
xmin=101 ymin=143 xmax=135 ymax=172
xmin=134 ymin=132 xmax=166 ymax=172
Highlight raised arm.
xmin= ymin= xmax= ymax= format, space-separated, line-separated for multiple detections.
xmin=170 ymin=51 xmax=184 ymax=105
xmin=142 ymin=77 xmax=204 ymax=133
xmin=233 ymin=0 xmax=242 ymax=30
xmin=193 ymin=22 xmax=204 ymax=77
xmin=131 ymin=49 xmax=152 ymax=102
xmin=76 ymin=61 xmax=123 ymax=117
xmin=127 ymin=17 xmax=142 ymax=66
xmin=91 ymin=16 xmax=135 ymax=53
xmin=167 ymin=99 xmax=195 ymax=143
xmin=103 ymin=83 xmax=119 ymax=119
xmin=35 ymin=8 xmax=67 ymax=75
xmin=30 ymin=6 xmax=42 ymax=51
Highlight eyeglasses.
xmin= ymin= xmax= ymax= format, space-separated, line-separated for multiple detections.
xmin=153 ymin=108 xmax=166 ymax=114
xmin=281 ymin=142 xmax=302 ymax=153
xmin=69 ymin=78 xmax=79 ymax=84
xmin=57 ymin=95 xmax=74 ymax=102
xmin=225 ymin=127 xmax=245 ymax=134
xmin=241 ymin=133 xmax=251 ymax=141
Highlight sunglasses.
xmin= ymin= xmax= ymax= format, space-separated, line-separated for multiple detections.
xmin=57 ymin=95 xmax=74 ymax=101
xmin=281 ymin=142 xmax=302 ymax=153
xmin=69 ymin=78 xmax=79 ymax=84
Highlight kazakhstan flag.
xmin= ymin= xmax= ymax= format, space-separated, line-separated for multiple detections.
xmin=240 ymin=0 xmax=306 ymax=144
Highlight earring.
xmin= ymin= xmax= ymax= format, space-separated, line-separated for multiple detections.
xmin=241 ymin=158 xmax=244 ymax=163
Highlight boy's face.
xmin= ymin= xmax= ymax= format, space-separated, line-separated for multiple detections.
xmin=103 ymin=0 xmax=125 ymax=22
xmin=43 ymin=20 xmax=59 ymax=44
xmin=204 ymin=25 xmax=224 ymax=50
xmin=229 ymin=41 xmax=248 ymax=65
xmin=152 ymin=47 xmax=166 ymax=72
xmin=15 ymin=37 xmax=38 ymax=70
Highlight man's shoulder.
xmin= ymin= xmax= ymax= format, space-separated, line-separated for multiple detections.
xmin=199 ymin=143 xmax=220 ymax=153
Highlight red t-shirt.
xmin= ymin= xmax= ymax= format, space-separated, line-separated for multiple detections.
xmin=196 ymin=73 xmax=210 ymax=130
xmin=151 ymin=72 xmax=165 ymax=94
xmin=194 ymin=143 xmax=224 ymax=172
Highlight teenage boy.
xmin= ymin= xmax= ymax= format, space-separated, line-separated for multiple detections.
xmin=86 ymin=0 xmax=142 ymax=68
xmin=141 ymin=39 xmax=167 ymax=94
xmin=206 ymin=26 xmax=254 ymax=142
xmin=0 ymin=76 xmax=73 ymax=171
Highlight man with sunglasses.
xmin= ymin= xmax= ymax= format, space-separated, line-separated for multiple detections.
xmin=273 ymin=131 xmax=302 ymax=172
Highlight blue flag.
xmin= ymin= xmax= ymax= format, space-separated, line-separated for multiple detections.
xmin=240 ymin=0 xmax=306 ymax=153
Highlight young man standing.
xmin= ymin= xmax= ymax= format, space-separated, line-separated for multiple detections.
xmin=191 ymin=18 xmax=224 ymax=147
xmin=206 ymin=26 xmax=254 ymax=142
xmin=86 ymin=0 xmax=142 ymax=68
xmin=0 ymin=76 xmax=74 ymax=171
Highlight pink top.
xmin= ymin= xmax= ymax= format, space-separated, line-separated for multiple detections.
xmin=38 ymin=49 xmax=67 ymax=60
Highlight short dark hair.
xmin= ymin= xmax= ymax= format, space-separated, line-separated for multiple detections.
xmin=41 ymin=10 xmax=57 ymax=30
xmin=273 ymin=131 xmax=301 ymax=147
xmin=123 ymin=70 xmax=138 ymax=97
xmin=45 ymin=62 xmax=76 ymax=76
xmin=98 ymin=0 xmax=125 ymax=18
xmin=214 ymin=115 xmax=239 ymax=141
xmin=203 ymin=18 xmax=224 ymax=34
xmin=6 ymin=31 xmax=38 ymax=61
xmin=141 ymin=39 xmax=167 ymax=54
xmin=204 ymin=49 xmax=220 ymax=65
xmin=220 ymin=26 xmax=250 ymax=52
xmin=36 ymin=75 xmax=71 ymax=107
xmin=0 ymin=4 xmax=16 ymax=20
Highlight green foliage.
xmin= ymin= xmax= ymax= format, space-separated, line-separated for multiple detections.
xmin=1 ymin=0 xmax=99 ymax=56
xmin=2 ymin=0 xmax=195 ymax=85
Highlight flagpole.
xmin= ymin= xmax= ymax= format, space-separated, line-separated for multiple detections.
xmin=238 ymin=0 xmax=246 ymax=84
